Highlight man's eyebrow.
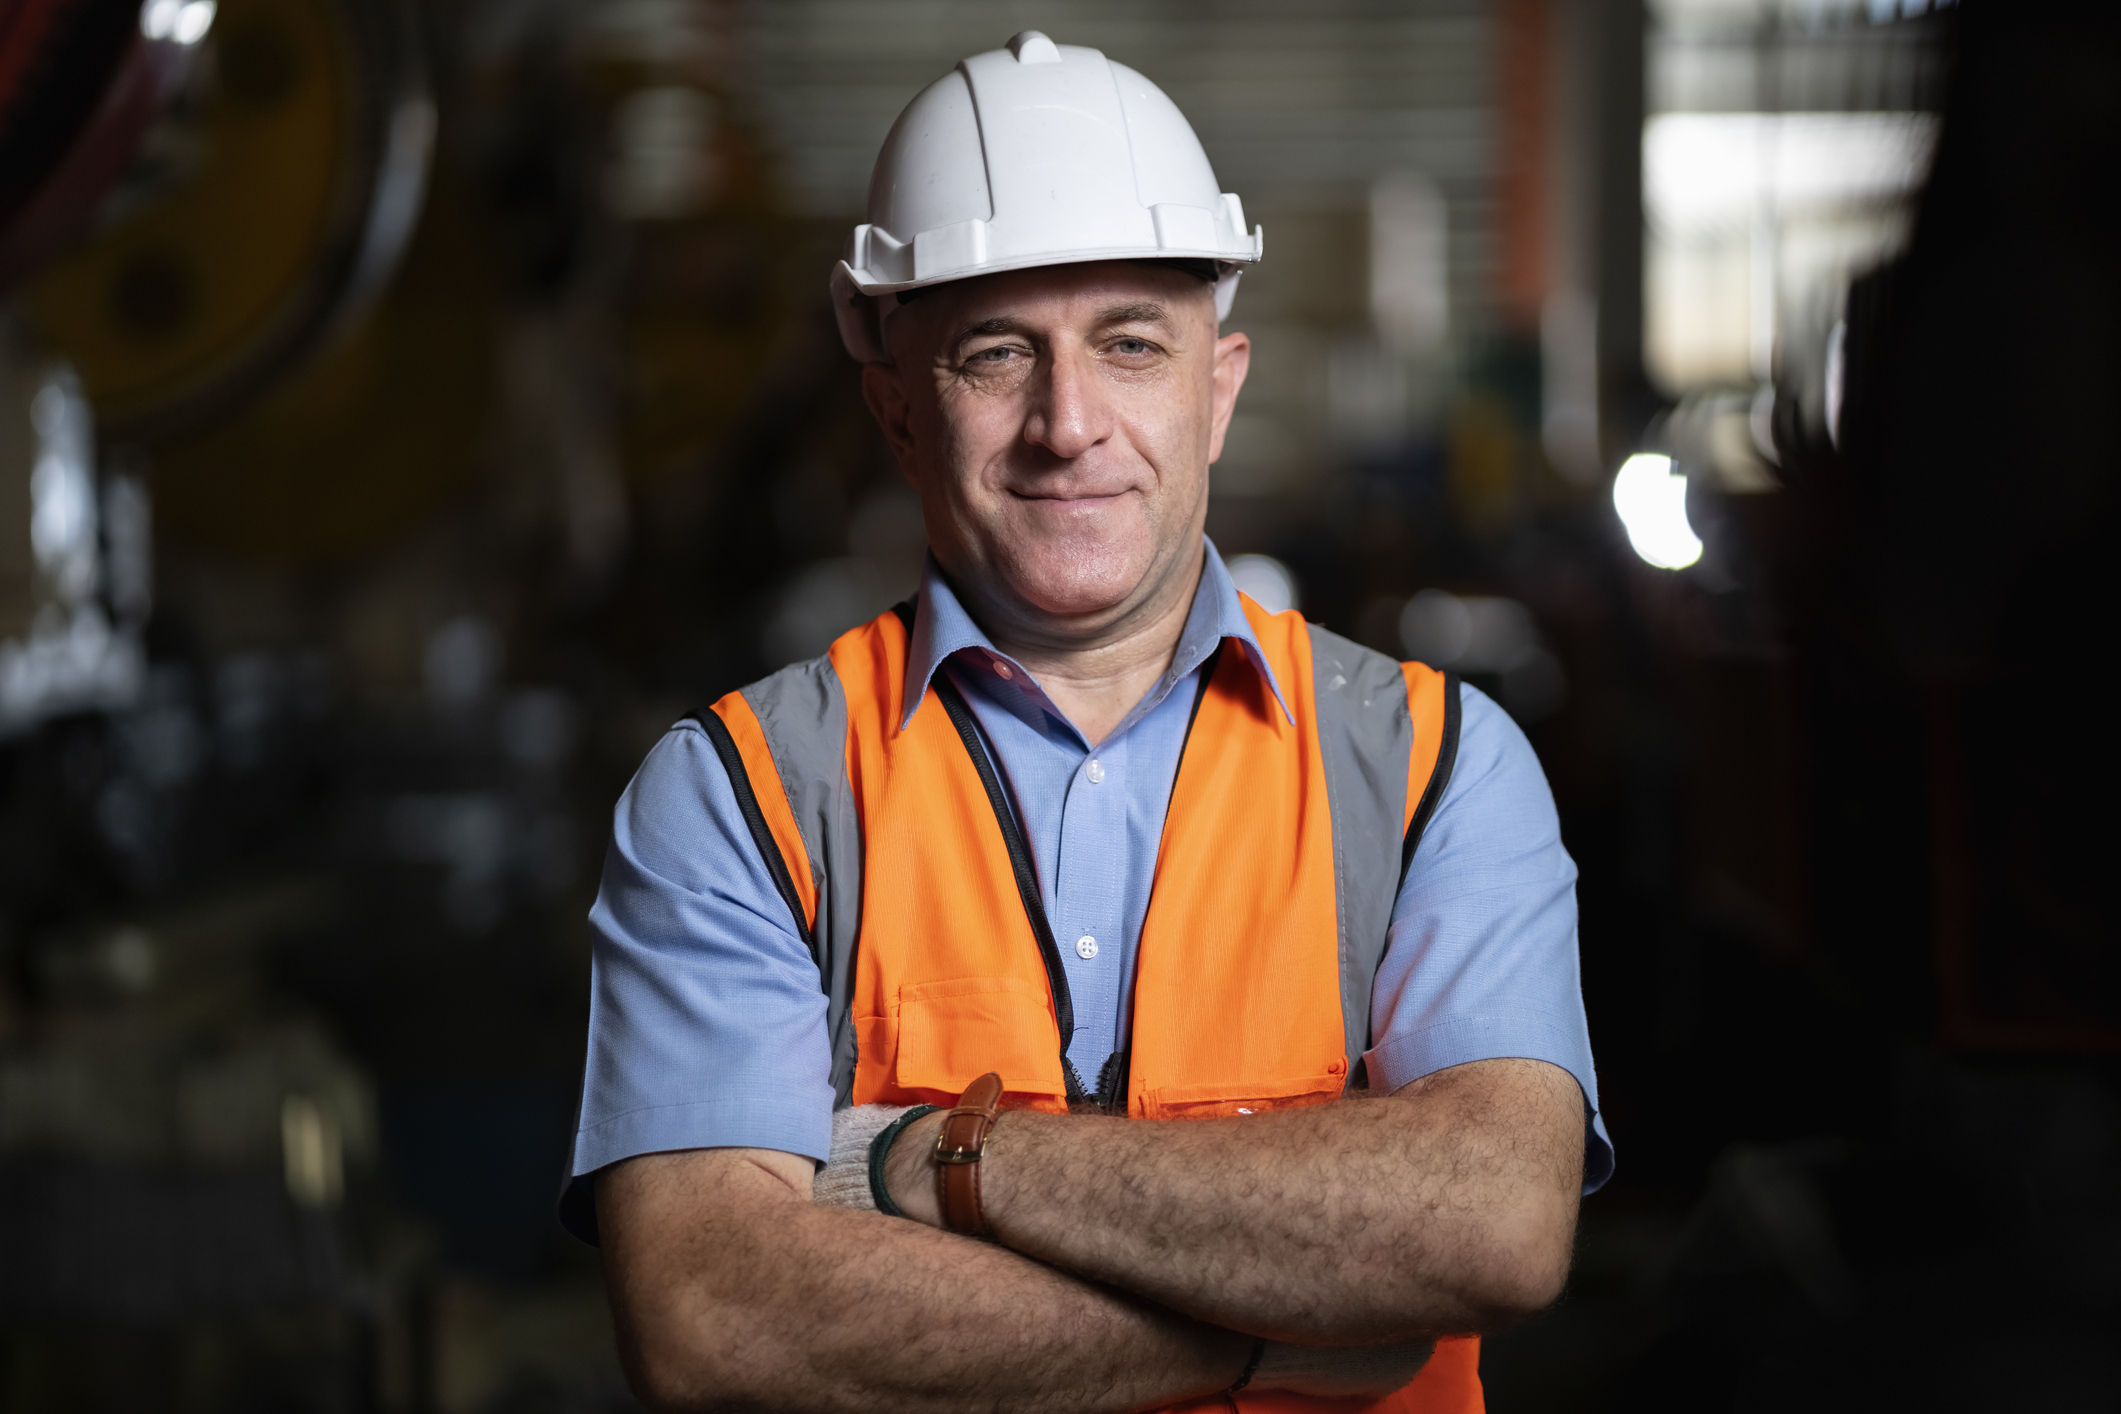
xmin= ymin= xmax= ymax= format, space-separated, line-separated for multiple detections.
xmin=945 ymin=303 xmax=1175 ymax=350
xmin=1096 ymin=302 xmax=1172 ymax=328
xmin=954 ymin=316 xmax=1019 ymax=342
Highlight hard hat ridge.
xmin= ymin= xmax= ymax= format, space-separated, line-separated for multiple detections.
xmin=831 ymin=32 xmax=1263 ymax=362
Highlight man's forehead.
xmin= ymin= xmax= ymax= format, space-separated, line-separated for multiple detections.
xmin=900 ymin=261 xmax=1213 ymax=348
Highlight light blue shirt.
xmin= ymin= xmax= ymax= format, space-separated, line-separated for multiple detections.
xmin=569 ymin=542 xmax=1612 ymax=1216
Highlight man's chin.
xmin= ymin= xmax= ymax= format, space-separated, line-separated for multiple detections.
xmin=995 ymin=552 xmax=1156 ymax=625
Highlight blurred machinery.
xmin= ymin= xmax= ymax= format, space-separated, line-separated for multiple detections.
xmin=3 ymin=0 xmax=434 ymax=707
xmin=1 ymin=0 xmax=434 ymax=1403
xmin=17 ymin=0 xmax=431 ymax=439
xmin=4 ymin=0 xmax=794 ymax=1404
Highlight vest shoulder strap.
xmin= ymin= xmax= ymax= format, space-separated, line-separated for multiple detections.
xmin=699 ymin=652 xmax=867 ymax=1104
xmin=688 ymin=704 xmax=816 ymax=950
xmin=1304 ymin=623 xmax=1461 ymax=1080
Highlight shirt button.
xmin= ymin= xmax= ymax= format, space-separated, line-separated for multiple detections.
xmin=1085 ymin=760 xmax=1105 ymax=784
xmin=1075 ymin=935 xmax=1099 ymax=959
xmin=992 ymin=660 xmax=1013 ymax=680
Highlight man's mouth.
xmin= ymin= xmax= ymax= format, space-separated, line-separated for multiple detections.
xmin=1009 ymin=488 xmax=1132 ymax=504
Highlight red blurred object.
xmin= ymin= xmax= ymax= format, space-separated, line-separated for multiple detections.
xmin=0 ymin=0 xmax=191 ymax=292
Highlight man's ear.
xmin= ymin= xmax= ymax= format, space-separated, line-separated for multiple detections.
xmin=861 ymin=358 xmax=921 ymax=487
xmin=1205 ymin=329 xmax=1252 ymax=466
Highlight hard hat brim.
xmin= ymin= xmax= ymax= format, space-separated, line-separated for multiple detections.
xmin=833 ymin=251 xmax=1253 ymax=364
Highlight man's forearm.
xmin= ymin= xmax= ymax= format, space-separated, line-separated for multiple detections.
xmin=887 ymin=1058 xmax=1585 ymax=1344
xmin=598 ymin=1147 xmax=1249 ymax=1413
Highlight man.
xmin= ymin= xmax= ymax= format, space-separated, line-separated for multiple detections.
xmin=565 ymin=33 xmax=1611 ymax=1412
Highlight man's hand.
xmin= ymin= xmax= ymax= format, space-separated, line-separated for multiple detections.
xmin=597 ymin=1146 xmax=1252 ymax=1413
xmin=884 ymin=1057 xmax=1584 ymax=1343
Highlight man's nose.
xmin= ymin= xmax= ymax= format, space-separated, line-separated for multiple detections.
xmin=1022 ymin=344 xmax=1113 ymax=461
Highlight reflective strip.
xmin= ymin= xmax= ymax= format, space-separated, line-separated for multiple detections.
xmin=739 ymin=655 xmax=864 ymax=1105
xmin=1306 ymin=624 xmax=1417 ymax=1079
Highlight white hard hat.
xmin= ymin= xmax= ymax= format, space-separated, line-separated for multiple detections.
xmin=831 ymin=31 xmax=1264 ymax=363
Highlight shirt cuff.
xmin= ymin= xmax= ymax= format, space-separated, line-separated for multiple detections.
xmin=570 ymin=1086 xmax=835 ymax=1178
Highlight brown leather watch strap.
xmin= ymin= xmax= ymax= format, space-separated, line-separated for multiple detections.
xmin=935 ymin=1071 xmax=1005 ymax=1239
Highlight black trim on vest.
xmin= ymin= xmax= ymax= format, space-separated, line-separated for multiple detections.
xmin=930 ymin=672 xmax=1091 ymax=1105
xmin=1094 ymin=1049 xmax=1131 ymax=1116
xmin=891 ymin=597 xmax=1234 ymax=1114
xmin=1089 ymin=642 xmax=1223 ymax=1112
xmin=1397 ymin=671 xmax=1463 ymax=887
xmin=686 ymin=709 xmax=817 ymax=960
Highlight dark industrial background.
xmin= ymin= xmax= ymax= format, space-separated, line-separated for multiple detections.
xmin=1 ymin=0 xmax=2115 ymax=1409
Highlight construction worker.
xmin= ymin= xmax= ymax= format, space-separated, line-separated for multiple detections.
xmin=567 ymin=33 xmax=1609 ymax=1412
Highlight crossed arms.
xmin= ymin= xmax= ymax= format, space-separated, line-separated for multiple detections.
xmin=597 ymin=1056 xmax=1583 ymax=1412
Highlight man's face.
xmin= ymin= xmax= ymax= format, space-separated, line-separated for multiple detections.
xmin=862 ymin=260 xmax=1251 ymax=638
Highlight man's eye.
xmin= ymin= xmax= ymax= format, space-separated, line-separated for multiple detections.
xmin=1111 ymin=338 xmax=1154 ymax=355
xmin=968 ymin=346 xmax=1017 ymax=364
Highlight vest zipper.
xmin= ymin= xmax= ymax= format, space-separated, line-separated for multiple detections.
xmin=928 ymin=641 xmax=1228 ymax=1116
xmin=930 ymin=673 xmax=1091 ymax=1105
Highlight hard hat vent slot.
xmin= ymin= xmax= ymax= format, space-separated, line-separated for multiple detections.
xmin=913 ymin=219 xmax=988 ymax=280
xmin=1152 ymin=204 xmax=1220 ymax=254
xmin=1007 ymin=31 xmax=1062 ymax=65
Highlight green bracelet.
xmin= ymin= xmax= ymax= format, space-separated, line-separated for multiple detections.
xmin=868 ymin=1105 xmax=941 ymax=1216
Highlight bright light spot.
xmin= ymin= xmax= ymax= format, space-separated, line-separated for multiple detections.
xmin=1642 ymin=111 xmax=1935 ymax=390
xmin=29 ymin=455 xmax=92 ymax=566
xmin=174 ymin=0 xmax=216 ymax=43
xmin=1227 ymin=554 xmax=1299 ymax=616
xmin=27 ymin=371 xmax=98 ymax=603
xmin=141 ymin=0 xmax=214 ymax=43
xmin=1612 ymin=454 xmax=1703 ymax=570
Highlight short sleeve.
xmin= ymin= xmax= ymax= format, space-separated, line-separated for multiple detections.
xmin=1365 ymin=684 xmax=1613 ymax=1193
xmin=562 ymin=722 xmax=835 ymax=1242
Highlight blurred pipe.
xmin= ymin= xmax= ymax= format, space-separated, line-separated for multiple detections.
xmin=1494 ymin=0 xmax=1551 ymax=331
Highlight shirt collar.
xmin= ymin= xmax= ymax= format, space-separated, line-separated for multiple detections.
xmin=901 ymin=538 xmax=1293 ymax=731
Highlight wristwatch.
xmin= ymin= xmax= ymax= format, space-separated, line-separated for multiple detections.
xmin=934 ymin=1071 xmax=1005 ymax=1239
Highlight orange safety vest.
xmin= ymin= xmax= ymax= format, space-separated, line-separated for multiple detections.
xmin=700 ymin=595 xmax=1476 ymax=1412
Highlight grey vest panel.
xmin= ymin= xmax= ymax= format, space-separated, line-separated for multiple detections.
xmin=1305 ymin=623 xmax=1418 ymax=1084
xmin=740 ymin=658 xmax=865 ymax=1105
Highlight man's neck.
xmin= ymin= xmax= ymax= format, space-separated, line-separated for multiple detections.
xmin=960 ymin=548 xmax=1204 ymax=749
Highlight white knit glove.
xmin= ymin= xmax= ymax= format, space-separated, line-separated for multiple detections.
xmin=813 ymin=1103 xmax=923 ymax=1210
xmin=1251 ymin=1338 xmax=1435 ymax=1397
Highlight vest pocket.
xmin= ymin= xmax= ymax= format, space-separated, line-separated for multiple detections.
xmin=1136 ymin=1062 xmax=1347 ymax=1121
xmin=895 ymin=976 xmax=1067 ymax=1100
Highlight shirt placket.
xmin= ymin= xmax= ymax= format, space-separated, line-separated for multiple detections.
xmin=1053 ymin=730 xmax=1128 ymax=1070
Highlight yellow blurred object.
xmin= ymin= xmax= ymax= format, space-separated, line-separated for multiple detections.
xmin=21 ymin=0 xmax=428 ymax=441
xmin=144 ymin=163 xmax=497 ymax=563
